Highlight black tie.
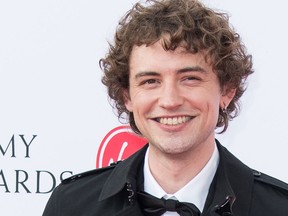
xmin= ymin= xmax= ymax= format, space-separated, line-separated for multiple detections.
xmin=137 ymin=191 xmax=201 ymax=216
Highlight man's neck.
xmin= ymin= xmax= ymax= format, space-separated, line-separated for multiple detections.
xmin=147 ymin=140 xmax=215 ymax=194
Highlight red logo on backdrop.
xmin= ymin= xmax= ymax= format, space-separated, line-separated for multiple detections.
xmin=96 ymin=126 xmax=147 ymax=168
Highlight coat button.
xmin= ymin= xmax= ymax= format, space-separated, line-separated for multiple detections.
xmin=214 ymin=195 xmax=235 ymax=215
xmin=252 ymin=170 xmax=261 ymax=177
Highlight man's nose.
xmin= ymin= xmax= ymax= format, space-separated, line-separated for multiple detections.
xmin=158 ymin=82 xmax=184 ymax=110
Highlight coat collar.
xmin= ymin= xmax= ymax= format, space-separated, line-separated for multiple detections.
xmin=99 ymin=140 xmax=254 ymax=216
xmin=98 ymin=144 xmax=148 ymax=202
xmin=204 ymin=140 xmax=254 ymax=215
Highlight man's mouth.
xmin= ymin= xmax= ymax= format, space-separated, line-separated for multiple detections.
xmin=155 ymin=116 xmax=192 ymax=126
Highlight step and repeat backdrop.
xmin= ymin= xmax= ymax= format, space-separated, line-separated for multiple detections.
xmin=1 ymin=1 xmax=288 ymax=215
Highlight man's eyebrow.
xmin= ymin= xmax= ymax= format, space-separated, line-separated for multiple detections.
xmin=134 ymin=71 xmax=160 ymax=79
xmin=177 ymin=66 xmax=207 ymax=74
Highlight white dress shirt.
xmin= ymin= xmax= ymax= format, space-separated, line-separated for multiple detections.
xmin=143 ymin=143 xmax=219 ymax=215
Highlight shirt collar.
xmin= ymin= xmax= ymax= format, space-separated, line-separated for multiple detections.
xmin=143 ymin=143 xmax=219 ymax=212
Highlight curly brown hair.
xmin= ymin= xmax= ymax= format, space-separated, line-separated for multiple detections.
xmin=100 ymin=0 xmax=253 ymax=134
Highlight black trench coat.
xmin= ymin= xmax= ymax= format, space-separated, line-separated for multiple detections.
xmin=43 ymin=140 xmax=288 ymax=216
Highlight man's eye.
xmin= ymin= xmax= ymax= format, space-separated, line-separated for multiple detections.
xmin=142 ymin=79 xmax=157 ymax=85
xmin=186 ymin=76 xmax=198 ymax=80
xmin=182 ymin=76 xmax=202 ymax=82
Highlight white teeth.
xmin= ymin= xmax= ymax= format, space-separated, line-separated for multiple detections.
xmin=172 ymin=117 xmax=177 ymax=125
xmin=159 ymin=116 xmax=191 ymax=125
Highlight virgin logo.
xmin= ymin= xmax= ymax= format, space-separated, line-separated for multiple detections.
xmin=96 ymin=126 xmax=147 ymax=168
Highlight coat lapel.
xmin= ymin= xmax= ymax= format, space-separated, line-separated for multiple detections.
xmin=98 ymin=145 xmax=148 ymax=201
xmin=98 ymin=145 xmax=148 ymax=215
xmin=203 ymin=141 xmax=254 ymax=216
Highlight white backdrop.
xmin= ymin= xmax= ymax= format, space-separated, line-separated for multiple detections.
xmin=1 ymin=1 xmax=288 ymax=215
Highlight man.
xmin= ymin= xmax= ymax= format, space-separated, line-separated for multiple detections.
xmin=43 ymin=0 xmax=288 ymax=215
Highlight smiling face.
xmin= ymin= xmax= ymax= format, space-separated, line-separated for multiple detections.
xmin=125 ymin=41 xmax=234 ymax=156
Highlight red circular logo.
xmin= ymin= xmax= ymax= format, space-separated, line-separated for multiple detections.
xmin=96 ymin=125 xmax=147 ymax=168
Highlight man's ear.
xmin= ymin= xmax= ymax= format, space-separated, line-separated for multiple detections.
xmin=221 ymin=87 xmax=236 ymax=108
xmin=124 ymin=89 xmax=133 ymax=112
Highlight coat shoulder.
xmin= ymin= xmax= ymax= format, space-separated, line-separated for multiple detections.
xmin=252 ymin=169 xmax=288 ymax=196
xmin=61 ymin=161 xmax=121 ymax=184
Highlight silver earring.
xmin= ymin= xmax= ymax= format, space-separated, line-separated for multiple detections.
xmin=222 ymin=102 xmax=227 ymax=113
